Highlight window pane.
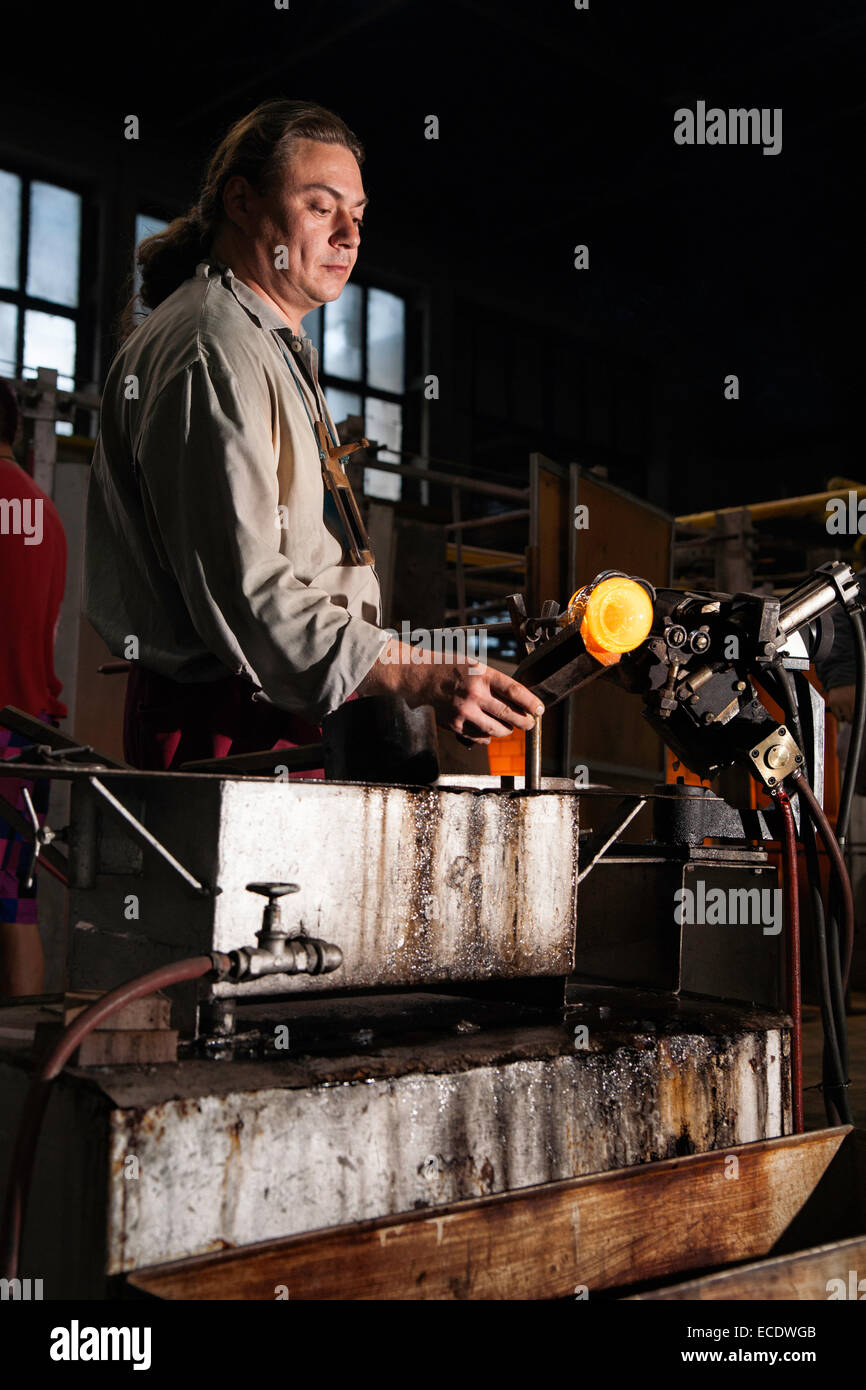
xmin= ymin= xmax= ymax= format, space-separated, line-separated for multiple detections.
xmin=0 ymin=170 xmax=21 ymax=290
xmin=133 ymin=213 xmax=170 ymax=320
xmin=0 ymin=301 xmax=17 ymax=375
xmin=326 ymin=387 xmax=362 ymax=431
xmin=364 ymin=396 xmax=402 ymax=501
xmin=23 ymin=310 xmax=76 ymax=389
xmin=303 ymin=306 xmax=323 ymax=356
xmin=27 ymin=182 xmax=81 ymax=307
xmin=135 ymin=212 xmax=169 ymax=248
xmin=134 ymin=213 xmax=169 ymax=286
xmin=324 ymin=284 xmax=362 ymax=380
xmin=367 ymin=288 xmax=405 ymax=393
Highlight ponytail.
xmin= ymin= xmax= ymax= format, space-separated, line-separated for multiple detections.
xmin=137 ymin=211 xmax=208 ymax=314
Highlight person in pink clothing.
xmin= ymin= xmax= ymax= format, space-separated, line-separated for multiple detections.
xmin=0 ymin=379 xmax=67 ymax=995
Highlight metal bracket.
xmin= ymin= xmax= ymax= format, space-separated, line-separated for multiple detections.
xmin=747 ymin=724 xmax=805 ymax=790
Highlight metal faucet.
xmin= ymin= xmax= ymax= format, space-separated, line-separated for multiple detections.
xmin=227 ymin=883 xmax=343 ymax=982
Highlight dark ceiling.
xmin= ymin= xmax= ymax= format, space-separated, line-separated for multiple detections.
xmin=3 ymin=0 xmax=865 ymax=504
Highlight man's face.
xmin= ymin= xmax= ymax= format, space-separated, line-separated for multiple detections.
xmin=254 ymin=138 xmax=366 ymax=317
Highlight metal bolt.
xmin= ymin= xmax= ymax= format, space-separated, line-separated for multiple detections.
xmin=751 ymin=749 xmax=759 ymax=759
xmin=767 ymin=777 xmax=776 ymax=785
xmin=778 ymin=727 xmax=786 ymax=737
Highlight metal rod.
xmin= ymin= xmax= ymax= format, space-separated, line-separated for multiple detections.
xmin=356 ymin=455 xmax=528 ymax=501
xmin=779 ymin=576 xmax=845 ymax=638
xmin=0 ymin=705 xmax=124 ymax=768
xmin=577 ymin=799 xmax=648 ymax=884
xmin=461 ymin=560 xmax=527 ymax=579
xmin=525 ymin=716 xmax=542 ymax=789
xmin=447 ymin=621 xmax=520 ymax=634
xmin=181 ymin=745 xmax=324 ymax=774
xmin=444 ymin=509 xmax=531 ymax=531
xmin=443 ymin=602 xmax=513 ymax=621
xmin=88 ymin=777 xmax=212 ymax=896
xmin=677 ymin=485 xmax=866 ymax=530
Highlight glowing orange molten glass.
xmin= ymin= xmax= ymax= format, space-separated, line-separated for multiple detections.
xmin=567 ymin=576 xmax=653 ymax=666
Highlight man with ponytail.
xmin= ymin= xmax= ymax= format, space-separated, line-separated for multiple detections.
xmin=85 ymin=99 xmax=540 ymax=770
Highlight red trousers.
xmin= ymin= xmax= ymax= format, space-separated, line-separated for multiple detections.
xmin=123 ymin=666 xmax=325 ymax=776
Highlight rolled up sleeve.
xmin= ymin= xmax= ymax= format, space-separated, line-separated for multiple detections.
xmin=134 ymin=343 xmax=388 ymax=720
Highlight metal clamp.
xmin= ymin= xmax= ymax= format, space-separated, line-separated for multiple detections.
xmin=20 ymin=786 xmax=56 ymax=889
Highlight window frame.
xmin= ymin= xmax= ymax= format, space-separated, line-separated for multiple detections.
xmin=0 ymin=162 xmax=87 ymax=390
xmin=313 ymin=278 xmax=409 ymax=496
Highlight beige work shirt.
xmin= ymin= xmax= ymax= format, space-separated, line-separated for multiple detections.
xmin=85 ymin=261 xmax=388 ymax=721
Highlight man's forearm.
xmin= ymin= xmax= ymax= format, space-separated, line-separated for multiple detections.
xmin=355 ymin=638 xmax=431 ymax=703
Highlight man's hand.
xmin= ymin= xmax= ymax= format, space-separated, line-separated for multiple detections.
xmin=826 ymin=683 xmax=856 ymax=724
xmin=357 ymin=638 xmax=542 ymax=743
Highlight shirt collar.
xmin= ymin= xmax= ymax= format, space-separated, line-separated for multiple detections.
xmin=196 ymin=260 xmax=311 ymax=349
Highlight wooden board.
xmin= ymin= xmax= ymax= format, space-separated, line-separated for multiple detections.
xmin=125 ymin=1127 xmax=860 ymax=1301
xmin=634 ymin=1234 xmax=866 ymax=1300
xmin=75 ymin=619 xmax=128 ymax=765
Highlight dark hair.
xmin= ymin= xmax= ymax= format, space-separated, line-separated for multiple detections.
xmin=126 ymin=99 xmax=364 ymax=333
xmin=0 ymin=379 xmax=20 ymax=446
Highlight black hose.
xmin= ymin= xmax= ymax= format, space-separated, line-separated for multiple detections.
xmin=792 ymin=670 xmax=850 ymax=1094
xmin=778 ymin=668 xmax=847 ymax=1123
xmin=799 ymin=794 xmax=847 ymax=1124
xmin=795 ymin=774 xmax=854 ymax=1125
xmin=835 ymin=607 xmax=866 ymax=851
xmin=822 ymin=608 xmax=864 ymax=1109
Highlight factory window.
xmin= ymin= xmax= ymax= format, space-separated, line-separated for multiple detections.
xmin=0 ymin=170 xmax=82 ymax=414
xmin=132 ymin=212 xmax=171 ymax=323
xmin=305 ymin=284 xmax=406 ymax=501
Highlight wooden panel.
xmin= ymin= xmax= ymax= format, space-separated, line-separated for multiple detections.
xmin=126 ymin=1127 xmax=855 ymax=1302
xmin=570 ymin=469 xmax=673 ymax=789
xmin=635 ymin=1234 xmax=866 ymax=1300
xmin=35 ymin=1022 xmax=178 ymax=1065
xmin=530 ymin=455 xmax=570 ymax=774
xmin=75 ymin=617 xmax=127 ymax=765
xmin=531 ymin=455 xmax=569 ymax=606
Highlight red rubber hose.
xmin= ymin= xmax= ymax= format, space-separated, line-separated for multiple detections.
xmin=1 ymin=953 xmax=229 ymax=1281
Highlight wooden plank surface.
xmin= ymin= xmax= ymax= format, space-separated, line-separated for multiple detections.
xmin=633 ymin=1234 xmax=866 ymax=1300
xmin=126 ymin=1126 xmax=854 ymax=1301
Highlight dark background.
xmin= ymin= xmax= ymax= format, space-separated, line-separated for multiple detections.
xmin=2 ymin=0 xmax=864 ymax=515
